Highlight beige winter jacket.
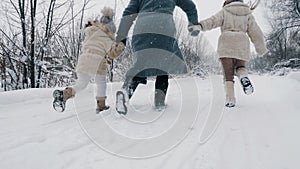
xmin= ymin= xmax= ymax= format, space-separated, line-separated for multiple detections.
xmin=199 ymin=2 xmax=268 ymax=61
xmin=76 ymin=23 xmax=115 ymax=75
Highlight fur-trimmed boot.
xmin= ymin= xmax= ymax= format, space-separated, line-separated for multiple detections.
xmin=96 ymin=97 xmax=110 ymax=113
xmin=236 ymin=67 xmax=254 ymax=95
xmin=224 ymin=81 xmax=236 ymax=108
xmin=63 ymin=87 xmax=75 ymax=103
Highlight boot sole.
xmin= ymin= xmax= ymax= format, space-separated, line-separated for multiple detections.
xmin=116 ymin=91 xmax=127 ymax=115
xmin=52 ymin=90 xmax=65 ymax=112
xmin=225 ymin=103 xmax=235 ymax=108
xmin=240 ymin=77 xmax=254 ymax=95
xmin=244 ymin=86 xmax=254 ymax=95
xmin=96 ymin=106 xmax=110 ymax=114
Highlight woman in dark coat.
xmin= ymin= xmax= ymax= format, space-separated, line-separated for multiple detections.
xmin=115 ymin=0 xmax=199 ymax=115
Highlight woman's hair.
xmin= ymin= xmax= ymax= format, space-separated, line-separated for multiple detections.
xmin=223 ymin=1 xmax=228 ymax=7
xmin=249 ymin=0 xmax=261 ymax=10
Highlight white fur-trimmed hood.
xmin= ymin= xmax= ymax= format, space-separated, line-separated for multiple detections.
xmin=224 ymin=2 xmax=252 ymax=16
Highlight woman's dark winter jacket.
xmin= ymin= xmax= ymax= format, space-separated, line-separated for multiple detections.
xmin=116 ymin=0 xmax=198 ymax=77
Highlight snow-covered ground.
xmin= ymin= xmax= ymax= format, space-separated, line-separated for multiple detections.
xmin=0 ymin=74 xmax=300 ymax=169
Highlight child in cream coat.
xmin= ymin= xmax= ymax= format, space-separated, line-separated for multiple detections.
xmin=53 ymin=7 xmax=120 ymax=113
xmin=198 ymin=0 xmax=268 ymax=107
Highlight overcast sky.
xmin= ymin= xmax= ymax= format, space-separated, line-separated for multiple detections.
xmin=82 ymin=0 xmax=270 ymax=50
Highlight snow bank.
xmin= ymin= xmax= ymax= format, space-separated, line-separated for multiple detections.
xmin=287 ymin=72 xmax=300 ymax=82
xmin=0 ymin=75 xmax=300 ymax=169
xmin=0 ymin=88 xmax=60 ymax=105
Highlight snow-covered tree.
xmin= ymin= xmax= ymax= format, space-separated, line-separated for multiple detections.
xmin=264 ymin=0 xmax=300 ymax=69
xmin=0 ymin=0 xmax=91 ymax=90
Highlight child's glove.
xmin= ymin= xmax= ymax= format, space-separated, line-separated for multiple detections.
xmin=188 ymin=23 xmax=201 ymax=37
xmin=108 ymin=42 xmax=125 ymax=59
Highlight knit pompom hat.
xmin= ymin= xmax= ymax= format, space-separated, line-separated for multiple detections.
xmin=100 ymin=7 xmax=115 ymax=23
xmin=100 ymin=7 xmax=116 ymax=33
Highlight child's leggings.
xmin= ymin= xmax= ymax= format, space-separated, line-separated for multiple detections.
xmin=73 ymin=72 xmax=107 ymax=98
xmin=220 ymin=58 xmax=246 ymax=82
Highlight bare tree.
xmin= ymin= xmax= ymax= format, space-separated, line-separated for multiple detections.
xmin=265 ymin=0 xmax=300 ymax=35
xmin=174 ymin=15 xmax=219 ymax=77
xmin=268 ymin=1 xmax=299 ymax=59
xmin=0 ymin=0 xmax=92 ymax=90
xmin=247 ymin=0 xmax=300 ymax=72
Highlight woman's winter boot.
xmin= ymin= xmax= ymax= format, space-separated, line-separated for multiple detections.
xmin=154 ymin=75 xmax=168 ymax=110
xmin=154 ymin=89 xmax=166 ymax=110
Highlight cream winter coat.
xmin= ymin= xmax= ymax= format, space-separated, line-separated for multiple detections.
xmin=76 ymin=23 xmax=115 ymax=75
xmin=199 ymin=2 xmax=268 ymax=61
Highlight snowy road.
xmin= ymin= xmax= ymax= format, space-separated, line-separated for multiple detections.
xmin=0 ymin=74 xmax=299 ymax=169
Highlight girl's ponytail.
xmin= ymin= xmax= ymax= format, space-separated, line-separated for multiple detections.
xmin=248 ymin=0 xmax=261 ymax=10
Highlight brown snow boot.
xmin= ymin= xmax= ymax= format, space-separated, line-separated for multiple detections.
xmin=96 ymin=97 xmax=110 ymax=113
xmin=63 ymin=87 xmax=75 ymax=103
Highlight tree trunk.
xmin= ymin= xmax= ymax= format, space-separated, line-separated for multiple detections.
xmin=1 ymin=53 xmax=7 ymax=91
xmin=18 ymin=0 xmax=29 ymax=88
xmin=30 ymin=0 xmax=37 ymax=88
